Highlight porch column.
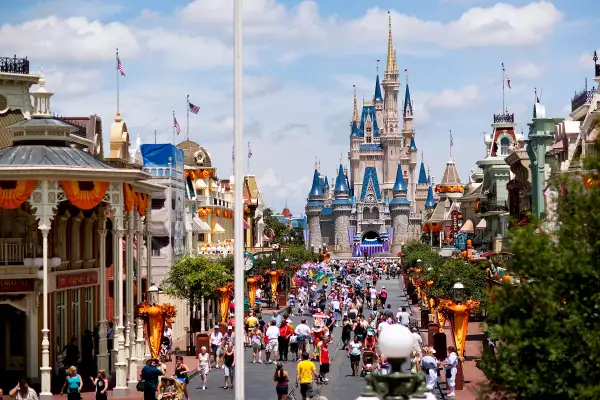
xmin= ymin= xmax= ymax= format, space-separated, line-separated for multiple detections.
xmin=35 ymin=180 xmax=55 ymax=400
xmin=126 ymin=211 xmax=138 ymax=389
xmin=113 ymin=206 xmax=129 ymax=397
xmin=135 ymin=211 xmax=144 ymax=364
xmin=200 ymin=296 xmax=205 ymax=332
xmin=144 ymin=206 xmax=152 ymax=360
xmin=97 ymin=206 xmax=109 ymax=372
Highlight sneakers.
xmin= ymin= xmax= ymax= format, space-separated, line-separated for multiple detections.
xmin=447 ymin=393 xmax=456 ymax=397
xmin=258 ymin=360 xmax=263 ymax=363
xmin=253 ymin=360 xmax=256 ymax=364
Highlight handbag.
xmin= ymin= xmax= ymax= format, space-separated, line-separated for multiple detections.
xmin=136 ymin=380 xmax=145 ymax=392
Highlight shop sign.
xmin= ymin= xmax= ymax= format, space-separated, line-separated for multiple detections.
xmin=56 ymin=271 xmax=98 ymax=289
xmin=490 ymin=252 xmax=513 ymax=268
xmin=0 ymin=278 xmax=34 ymax=293
xmin=451 ymin=210 xmax=460 ymax=235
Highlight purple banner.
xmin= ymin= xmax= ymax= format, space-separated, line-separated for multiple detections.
xmin=347 ymin=226 xmax=356 ymax=245
xmin=303 ymin=229 xmax=310 ymax=250
xmin=388 ymin=227 xmax=395 ymax=244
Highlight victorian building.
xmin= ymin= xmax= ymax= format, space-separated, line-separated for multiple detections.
xmin=0 ymin=55 xmax=162 ymax=398
xmin=304 ymin=15 xmax=424 ymax=257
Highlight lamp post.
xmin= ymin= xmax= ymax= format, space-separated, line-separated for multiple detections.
xmin=452 ymin=281 xmax=465 ymax=303
xmin=451 ymin=280 xmax=466 ymax=390
xmin=367 ymin=324 xmax=436 ymax=399
xmin=147 ymin=284 xmax=159 ymax=305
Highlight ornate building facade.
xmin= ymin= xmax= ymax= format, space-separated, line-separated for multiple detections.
xmin=304 ymin=16 xmax=426 ymax=257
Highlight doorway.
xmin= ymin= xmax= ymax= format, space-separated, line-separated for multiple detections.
xmin=0 ymin=303 xmax=27 ymax=391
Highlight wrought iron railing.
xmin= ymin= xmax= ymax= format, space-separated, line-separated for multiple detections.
xmin=571 ymin=88 xmax=596 ymax=112
xmin=493 ymin=113 xmax=514 ymax=123
xmin=54 ymin=115 xmax=88 ymax=138
xmin=0 ymin=55 xmax=30 ymax=74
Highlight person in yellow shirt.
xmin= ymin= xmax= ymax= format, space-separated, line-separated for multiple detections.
xmin=245 ymin=312 xmax=259 ymax=346
xmin=296 ymin=352 xmax=317 ymax=400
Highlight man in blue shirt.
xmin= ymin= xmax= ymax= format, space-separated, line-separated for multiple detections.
xmin=141 ymin=358 xmax=162 ymax=400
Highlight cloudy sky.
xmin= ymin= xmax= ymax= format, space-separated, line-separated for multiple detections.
xmin=2 ymin=0 xmax=598 ymax=214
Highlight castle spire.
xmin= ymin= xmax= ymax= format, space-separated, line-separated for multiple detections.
xmin=352 ymin=85 xmax=359 ymax=122
xmin=403 ymin=69 xmax=413 ymax=116
xmin=385 ymin=11 xmax=394 ymax=73
xmin=424 ymin=185 xmax=436 ymax=208
xmin=334 ymin=164 xmax=350 ymax=194
xmin=308 ymin=168 xmax=324 ymax=198
xmin=374 ymin=64 xmax=383 ymax=102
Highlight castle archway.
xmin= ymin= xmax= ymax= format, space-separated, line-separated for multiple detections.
xmin=361 ymin=230 xmax=381 ymax=243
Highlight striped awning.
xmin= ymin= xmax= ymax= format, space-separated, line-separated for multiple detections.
xmin=193 ymin=216 xmax=211 ymax=233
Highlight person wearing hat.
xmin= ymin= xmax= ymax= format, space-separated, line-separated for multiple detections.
xmin=443 ymin=346 xmax=459 ymax=397
xmin=224 ymin=325 xmax=235 ymax=348
xmin=210 ymin=326 xmax=224 ymax=369
xmin=379 ymin=285 xmax=388 ymax=307
xmin=420 ymin=348 xmax=439 ymax=390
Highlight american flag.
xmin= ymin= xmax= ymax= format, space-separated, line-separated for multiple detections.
xmin=173 ymin=115 xmax=181 ymax=135
xmin=506 ymin=75 xmax=511 ymax=89
xmin=248 ymin=142 xmax=252 ymax=159
xmin=450 ymin=130 xmax=454 ymax=147
xmin=231 ymin=145 xmax=235 ymax=163
xmin=117 ymin=57 xmax=126 ymax=76
xmin=189 ymin=102 xmax=200 ymax=114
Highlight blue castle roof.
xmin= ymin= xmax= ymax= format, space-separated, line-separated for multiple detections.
xmin=392 ymin=164 xmax=408 ymax=192
xmin=409 ymin=137 xmax=417 ymax=152
xmin=334 ymin=164 xmax=350 ymax=193
xmin=308 ymin=169 xmax=324 ymax=198
xmin=425 ymin=185 xmax=436 ymax=208
xmin=323 ymin=175 xmax=329 ymax=190
xmin=358 ymin=105 xmax=380 ymax=137
xmin=351 ymin=120 xmax=359 ymax=136
xmin=360 ymin=143 xmax=383 ymax=151
xmin=374 ymin=74 xmax=383 ymax=102
xmin=404 ymin=84 xmax=413 ymax=115
xmin=360 ymin=167 xmax=382 ymax=201
xmin=418 ymin=162 xmax=428 ymax=185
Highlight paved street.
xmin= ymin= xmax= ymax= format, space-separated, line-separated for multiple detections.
xmin=188 ymin=274 xmax=410 ymax=400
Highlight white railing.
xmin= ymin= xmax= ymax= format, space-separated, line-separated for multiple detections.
xmin=0 ymin=240 xmax=33 ymax=265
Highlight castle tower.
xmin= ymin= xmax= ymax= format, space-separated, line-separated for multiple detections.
xmin=349 ymin=86 xmax=361 ymax=189
xmin=374 ymin=66 xmax=384 ymax=129
xmin=332 ymin=163 xmax=353 ymax=254
xmin=382 ymin=11 xmax=400 ymax=138
xmin=402 ymin=70 xmax=417 ymax=207
xmin=389 ymin=163 xmax=411 ymax=254
xmin=414 ymin=153 xmax=429 ymax=213
xmin=305 ymin=168 xmax=325 ymax=251
xmin=425 ymin=185 xmax=436 ymax=209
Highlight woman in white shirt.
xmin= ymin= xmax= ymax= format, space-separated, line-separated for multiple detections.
xmin=443 ymin=346 xmax=459 ymax=397
xmin=420 ymin=347 xmax=439 ymax=390
xmin=347 ymin=336 xmax=363 ymax=376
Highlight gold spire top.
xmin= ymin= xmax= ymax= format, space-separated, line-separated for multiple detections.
xmin=393 ymin=50 xmax=398 ymax=72
xmin=386 ymin=11 xmax=394 ymax=72
xmin=352 ymin=85 xmax=359 ymax=122
xmin=314 ymin=156 xmax=318 ymax=170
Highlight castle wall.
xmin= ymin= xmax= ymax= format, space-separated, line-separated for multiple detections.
xmin=333 ymin=211 xmax=351 ymax=252
xmin=307 ymin=212 xmax=322 ymax=250
xmin=390 ymin=207 xmax=410 ymax=253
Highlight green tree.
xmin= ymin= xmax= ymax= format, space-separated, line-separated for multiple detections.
xmin=162 ymin=255 xmax=233 ymax=302
xmin=477 ymin=140 xmax=600 ymax=400
xmin=263 ymin=207 xmax=293 ymax=244
xmin=424 ymin=258 xmax=486 ymax=303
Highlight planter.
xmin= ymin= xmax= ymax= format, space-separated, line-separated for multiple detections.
xmin=278 ymin=292 xmax=287 ymax=308
xmin=420 ymin=309 xmax=429 ymax=329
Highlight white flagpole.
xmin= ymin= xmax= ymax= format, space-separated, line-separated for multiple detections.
xmin=502 ymin=63 xmax=505 ymax=114
xmin=186 ymin=94 xmax=190 ymax=141
xmin=172 ymin=111 xmax=175 ymax=146
xmin=233 ymin=0 xmax=245 ymax=399
xmin=116 ymin=48 xmax=120 ymax=114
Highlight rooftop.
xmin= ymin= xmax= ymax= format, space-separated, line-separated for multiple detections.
xmin=0 ymin=55 xmax=30 ymax=75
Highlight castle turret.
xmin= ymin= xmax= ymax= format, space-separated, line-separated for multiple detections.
xmin=425 ymin=185 xmax=436 ymax=208
xmin=382 ymin=11 xmax=400 ymax=138
xmin=389 ymin=163 xmax=411 ymax=254
xmin=414 ymin=154 xmax=429 ymax=213
xmin=332 ymin=163 xmax=352 ymax=254
xmin=305 ymin=168 xmax=325 ymax=251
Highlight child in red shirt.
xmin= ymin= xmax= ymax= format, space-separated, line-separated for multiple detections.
xmin=319 ymin=343 xmax=330 ymax=383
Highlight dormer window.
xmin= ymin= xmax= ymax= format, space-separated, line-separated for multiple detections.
xmin=500 ymin=137 xmax=510 ymax=155
xmin=366 ymin=136 xmax=372 ymax=143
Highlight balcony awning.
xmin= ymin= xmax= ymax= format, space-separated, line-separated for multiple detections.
xmin=459 ymin=219 xmax=474 ymax=233
xmin=476 ymin=219 xmax=487 ymax=229
xmin=194 ymin=179 xmax=207 ymax=189
xmin=213 ymin=222 xmax=226 ymax=233
xmin=193 ymin=216 xmax=211 ymax=233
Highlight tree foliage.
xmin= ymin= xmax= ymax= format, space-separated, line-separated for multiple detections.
xmin=263 ymin=207 xmax=305 ymax=246
xmin=162 ymin=255 xmax=232 ymax=302
xmin=424 ymin=258 xmax=486 ymax=303
xmin=477 ymin=140 xmax=600 ymax=400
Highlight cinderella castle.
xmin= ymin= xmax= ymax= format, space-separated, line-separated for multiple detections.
xmin=305 ymin=14 xmax=436 ymax=257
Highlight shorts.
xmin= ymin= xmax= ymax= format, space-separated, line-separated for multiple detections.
xmin=350 ymin=354 xmax=360 ymax=363
xmin=276 ymin=385 xmax=289 ymax=396
xmin=300 ymin=383 xmax=313 ymax=398
xmin=224 ymin=366 xmax=234 ymax=378
xmin=320 ymin=363 xmax=330 ymax=374
xmin=211 ymin=344 xmax=222 ymax=356
xmin=266 ymin=340 xmax=278 ymax=352
xmin=252 ymin=342 xmax=262 ymax=351
xmin=296 ymin=340 xmax=307 ymax=352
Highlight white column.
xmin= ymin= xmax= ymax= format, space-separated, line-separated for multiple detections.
xmin=27 ymin=294 xmax=39 ymax=380
xmin=135 ymin=211 xmax=145 ymax=364
xmin=200 ymin=296 xmax=205 ymax=332
xmin=97 ymin=206 xmax=109 ymax=372
xmin=126 ymin=211 xmax=138 ymax=389
xmin=144 ymin=209 xmax=152 ymax=360
xmin=113 ymin=210 xmax=129 ymax=397
xmin=111 ymin=224 xmax=119 ymax=372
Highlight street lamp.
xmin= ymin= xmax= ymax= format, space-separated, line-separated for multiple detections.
xmin=452 ymin=281 xmax=465 ymax=303
xmin=271 ymin=260 xmax=277 ymax=267
xmin=147 ymin=284 xmax=159 ymax=305
xmin=369 ymin=324 xmax=433 ymax=399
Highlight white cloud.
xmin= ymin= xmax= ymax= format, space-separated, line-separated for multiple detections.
xmin=511 ymin=61 xmax=544 ymax=80
xmin=27 ymin=0 xmax=124 ymax=19
xmin=243 ymin=76 xmax=283 ymax=97
xmin=424 ymin=85 xmax=484 ymax=110
xmin=42 ymin=67 xmax=103 ymax=96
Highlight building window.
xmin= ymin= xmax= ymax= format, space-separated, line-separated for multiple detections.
xmin=500 ymin=137 xmax=510 ymax=155
xmin=84 ymin=287 xmax=93 ymax=331
xmin=56 ymin=291 xmax=67 ymax=350
xmin=71 ymin=289 xmax=80 ymax=341
xmin=366 ymin=136 xmax=372 ymax=143
xmin=199 ymin=233 xmax=205 ymax=242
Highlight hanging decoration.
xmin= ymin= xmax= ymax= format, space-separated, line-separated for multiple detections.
xmin=216 ymin=286 xmax=231 ymax=323
xmin=268 ymin=270 xmax=279 ymax=302
xmin=123 ymin=183 xmax=136 ymax=211
xmin=198 ymin=207 xmax=213 ymax=217
xmin=136 ymin=301 xmax=177 ymax=359
xmin=247 ymin=277 xmax=258 ymax=309
xmin=60 ymin=181 xmax=110 ymax=210
xmin=0 ymin=180 xmax=37 ymax=209
xmin=137 ymin=193 xmax=150 ymax=217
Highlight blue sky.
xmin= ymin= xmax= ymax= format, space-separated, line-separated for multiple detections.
xmin=1 ymin=0 xmax=599 ymax=215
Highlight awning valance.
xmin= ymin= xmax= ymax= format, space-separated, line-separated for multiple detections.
xmin=476 ymin=219 xmax=487 ymax=229
xmin=193 ymin=216 xmax=211 ymax=233
xmin=213 ymin=222 xmax=226 ymax=233
xmin=460 ymin=219 xmax=474 ymax=233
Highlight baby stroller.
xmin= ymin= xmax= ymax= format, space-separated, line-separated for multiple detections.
xmin=160 ymin=337 xmax=172 ymax=362
xmin=361 ymin=349 xmax=376 ymax=377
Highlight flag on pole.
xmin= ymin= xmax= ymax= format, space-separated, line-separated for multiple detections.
xmin=117 ymin=57 xmax=126 ymax=76
xmin=173 ymin=115 xmax=181 ymax=135
xmin=231 ymin=145 xmax=235 ymax=163
xmin=450 ymin=131 xmax=454 ymax=147
xmin=506 ymin=74 xmax=511 ymax=89
xmin=248 ymin=142 xmax=253 ymax=159
xmin=189 ymin=102 xmax=200 ymax=114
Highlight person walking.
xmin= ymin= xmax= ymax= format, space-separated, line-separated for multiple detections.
xmin=140 ymin=359 xmax=162 ymax=400
xmin=60 ymin=366 xmax=83 ymax=400
xmin=274 ymin=362 xmax=290 ymax=400
xmin=318 ymin=342 xmax=330 ymax=383
xmin=196 ymin=346 xmax=210 ymax=390
xmin=9 ymin=378 xmax=38 ymax=400
xmin=250 ymin=325 xmax=264 ymax=363
xmin=421 ymin=347 xmax=440 ymax=390
xmin=265 ymin=320 xmax=280 ymax=364
xmin=296 ymin=352 xmax=318 ymax=400
xmin=347 ymin=336 xmax=362 ymax=376
xmin=278 ymin=319 xmax=293 ymax=361
xmin=210 ymin=326 xmax=224 ymax=369
xmin=443 ymin=346 xmax=459 ymax=397
xmin=90 ymin=369 xmax=108 ymax=400
xmin=294 ymin=319 xmax=311 ymax=359
xmin=223 ymin=344 xmax=235 ymax=389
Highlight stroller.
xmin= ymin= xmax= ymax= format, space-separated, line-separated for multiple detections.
xmin=160 ymin=337 xmax=172 ymax=362
xmin=361 ymin=349 xmax=376 ymax=377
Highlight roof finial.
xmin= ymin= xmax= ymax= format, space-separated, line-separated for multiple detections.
xmin=405 ymin=68 xmax=409 ymax=85
xmin=362 ymin=95 xmax=365 ymax=106
xmin=386 ymin=11 xmax=394 ymax=73
xmin=340 ymin=152 xmax=343 ymax=165
xmin=314 ymin=156 xmax=318 ymax=170
xmin=352 ymin=85 xmax=359 ymax=122
xmin=376 ymin=59 xmax=379 ymax=76
xmin=318 ymin=158 xmax=321 ymax=171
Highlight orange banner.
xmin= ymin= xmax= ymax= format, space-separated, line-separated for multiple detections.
xmin=247 ymin=278 xmax=257 ymax=309
xmin=61 ymin=181 xmax=109 ymax=210
xmin=438 ymin=310 xmax=446 ymax=333
xmin=269 ymin=271 xmax=279 ymax=300
xmin=0 ymin=180 xmax=37 ymax=210
xmin=450 ymin=303 xmax=469 ymax=357
xmin=146 ymin=305 xmax=165 ymax=359
xmin=217 ymin=287 xmax=230 ymax=323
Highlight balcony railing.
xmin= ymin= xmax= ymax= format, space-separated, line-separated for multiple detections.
xmin=493 ymin=113 xmax=514 ymax=124
xmin=0 ymin=56 xmax=30 ymax=74
xmin=0 ymin=241 xmax=34 ymax=265
xmin=571 ymin=88 xmax=596 ymax=112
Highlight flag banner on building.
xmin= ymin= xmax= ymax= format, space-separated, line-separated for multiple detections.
xmin=388 ymin=227 xmax=395 ymax=246
xmin=303 ymin=229 xmax=310 ymax=249
xmin=347 ymin=226 xmax=356 ymax=245
xmin=173 ymin=116 xmax=181 ymax=135
xmin=506 ymin=74 xmax=511 ymax=89
xmin=450 ymin=131 xmax=454 ymax=147
xmin=248 ymin=142 xmax=253 ymax=159
xmin=117 ymin=57 xmax=126 ymax=76
xmin=189 ymin=102 xmax=200 ymax=114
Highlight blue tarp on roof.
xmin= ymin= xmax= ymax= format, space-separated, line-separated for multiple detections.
xmin=141 ymin=144 xmax=184 ymax=168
